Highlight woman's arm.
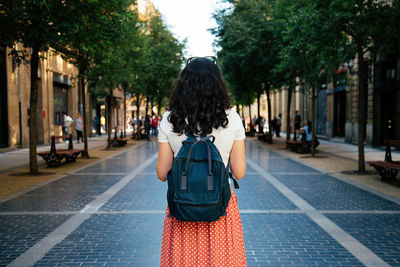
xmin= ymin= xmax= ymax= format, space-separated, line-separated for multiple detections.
xmin=230 ymin=139 xmax=246 ymax=180
xmin=156 ymin=142 xmax=174 ymax=182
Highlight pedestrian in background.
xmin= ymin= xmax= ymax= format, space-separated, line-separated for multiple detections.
xmin=258 ymin=115 xmax=265 ymax=133
xmin=157 ymin=57 xmax=247 ymax=266
xmin=271 ymin=116 xmax=277 ymax=136
xmin=74 ymin=112 xmax=83 ymax=143
xmin=252 ymin=115 xmax=257 ymax=129
xmin=294 ymin=110 xmax=301 ymax=140
xmin=300 ymin=120 xmax=312 ymax=142
xmin=276 ymin=113 xmax=282 ymax=137
xmin=100 ymin=115 xmax=105 ymax=133
xmin=94 ymin=115 xmax=101 ymax=136
xmin=145 ymin=115 xmax=151 ymax=140
xmin=61 ymin=111 xmax=67 ymax=135
xmin=151 ymin=115 xmax=159 ymax=137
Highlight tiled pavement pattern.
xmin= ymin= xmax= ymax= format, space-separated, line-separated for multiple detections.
xmin=0 ymin=215 xmax=71 ymax=266
xmin=0 ymin=140 xmax=399 ymax=266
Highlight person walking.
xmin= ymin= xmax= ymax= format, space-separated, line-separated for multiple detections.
xmin=61 ymin=111 xmax=68 ymax=135
xmin=258 ymin=115 xmax=265 ymax=133
xmin=144 ymin=115 xmax=151 ymax=141
xmin=271 ymin=116 xmax=277 ymax=136
xmin=157 ymin=57 xmax=247 ymax=266
xmin=74 ymin=112 xmax=83 ymax=143
xmin=276 ymin=113 xmax=282 ymax=137
xmin=151 ymin=115 xmax=159 ymax=137
xmin=100 ymin=115 xmax=105 ymax=133
xmin=294 ymin=110 xmax=301 ymax=141
xmin=94 ymin=115 xmax=101 ymax=136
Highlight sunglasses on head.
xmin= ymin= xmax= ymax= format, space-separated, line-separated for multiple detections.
xmin=186 ymin=56 xmax=217 ymax=65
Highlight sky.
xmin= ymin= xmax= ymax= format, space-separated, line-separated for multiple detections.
xmin=150 ymin=0 xmax=231 ymax=58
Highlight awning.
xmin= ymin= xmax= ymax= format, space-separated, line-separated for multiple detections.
xmin=53 ymin=73 xmax=72 ymax=86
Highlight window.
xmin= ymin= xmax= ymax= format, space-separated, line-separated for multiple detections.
xmin=53 ymin=84 xmax=68 ymax=125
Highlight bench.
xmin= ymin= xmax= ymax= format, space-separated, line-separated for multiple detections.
xmin=368 ymin=139 xmax=400 ymax=179
xmin=286 ymin=139 xmax=320 ymax=154
xmin=112 ymin=130 xmax=129 ymax=147
xmin=258 ymin=132 xmax=273 ymax=144
xmin=37 ymin=134 xmax=84 ymax=167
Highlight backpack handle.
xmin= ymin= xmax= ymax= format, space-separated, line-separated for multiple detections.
xmin=181 ymin=136 xmax=214 ymax=191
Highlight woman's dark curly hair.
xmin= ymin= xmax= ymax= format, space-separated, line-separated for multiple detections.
xmin=168 ymin=57 xmax=232 ymax=136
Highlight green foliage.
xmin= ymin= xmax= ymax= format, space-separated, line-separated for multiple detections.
xmin=83 ymin=5 xmax=184 ymax=110
xmin=138 ymin=13 xmax=184 ymax=109
xmin=53 ymin=0 xmax=138 ymax=94
xmin=330 ymin=0 xmax=400 ymax=58
xmin=213 ymin=0 xmax=283 ymax=106
xmin=0 ymin=0 xmax=70 ymax=51
xmin=273 ymin=0 xmax=349 ymax=90
xmin=87 ymin=6 xmax=143 ymax=95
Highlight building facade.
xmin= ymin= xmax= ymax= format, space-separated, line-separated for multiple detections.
xmin=0 ymin=45 xmax=91 ymax=149
xmin=265 ymin=53 xmax=400 ymax=147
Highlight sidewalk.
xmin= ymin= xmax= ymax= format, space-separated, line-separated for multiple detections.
xmin=0 ymin=139 xmax=399 ymax=266
xmin=258 ymin=133 xmax=400 ymax=200
xmin=0 ymin=133 xmax=144 ymax=199
xmin=0 ymin=134 xmax=112 ymax=174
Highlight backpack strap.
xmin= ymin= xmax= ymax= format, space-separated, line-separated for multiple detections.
xmin=227 ymin=157 xmax=239 ymax=189
xmin=181 ymin=136 xmax=214 ymax=191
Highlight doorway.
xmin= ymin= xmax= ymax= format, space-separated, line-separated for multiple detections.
xmin=317 ymin=89 xmax=327 ymax=136
xmin=380 ymin=91 xmax=397 ymax=143
xmin=333 ymin=90 xmax=346 ymax=137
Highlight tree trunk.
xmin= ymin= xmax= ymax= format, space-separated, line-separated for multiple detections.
xmin=106 ymin=91 xmax=113 ymax=149
xmin=266 ymin=84 xmax=273 ymax=143
xmin=286 ymin=86 xmax=293 ymax=141
xmin=150 ymin=97 xmax=154 ymax=116
xmin=123 ymin=86 xmax=127 ymax=138
xmin=357 ymin=44 xmax=366 ymax=172
xmin=29 ymin=47 xmax=39 ymax=175
xmin=248 ymin=99 xmax=253 ymax=132
xmin=79 ymin=65 xmax=89 ymax=158
xmin=311 ymin=85 xmax=317 ymax=156
xmin=257 ymin=92 xmax=261 ymax=118
xmin=145 ymin=97 xmax=149 ymax=118
xmin=157 ymin=95 xmax=162 ymax=116
xmin=241 ymin=106 xmax=245 ymax=128
xmin=136 ymin=95 xmax=141 ymax=140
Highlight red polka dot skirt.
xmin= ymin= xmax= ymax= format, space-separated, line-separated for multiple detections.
xmin=160 ymin=188 xmax=247 ymax=266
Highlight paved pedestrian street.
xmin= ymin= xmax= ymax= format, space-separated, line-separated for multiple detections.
xmin=1 ymin=140 xmax=400 ymax=266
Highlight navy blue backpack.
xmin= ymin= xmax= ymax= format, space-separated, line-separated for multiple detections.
xmin=167 ymin=135 xmax=238 ymax=222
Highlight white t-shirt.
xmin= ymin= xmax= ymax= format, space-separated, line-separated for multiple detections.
xmin=74 ymin=117 xmax=83 ymax=131
xmin=158 ymin=109 xmax=245 ymax=167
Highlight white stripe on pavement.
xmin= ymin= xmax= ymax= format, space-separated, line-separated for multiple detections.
xmin=8 ymin=152 xmax=158 ymax=267
xmin=2 ymin=209 xmax=400 ymax=216
xmin=246 ymin=157 xmax=390 ymax=267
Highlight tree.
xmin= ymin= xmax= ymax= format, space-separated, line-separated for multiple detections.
xmin=273 ymin=0 xmax=348 ymax=156
xmin=139 ymin=12 xmax=184 ymax=118
xmin=330 ymin=0 xmax=400 ymax=171
xmin=58 ymin=0 xmax=137 ymax=150
xmin=213 ymin=0 xmax=279 ymax=139
xmin=0 ymin=0 xmax=74 ymax=174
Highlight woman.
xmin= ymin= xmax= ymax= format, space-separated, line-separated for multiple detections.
xmin=300 ymin=120 xmax=312 ymax=142
xmin=74 ymin=112 xmax=83 ymax=143
xmin=157 ymin=57 xmax=247 ymax=266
